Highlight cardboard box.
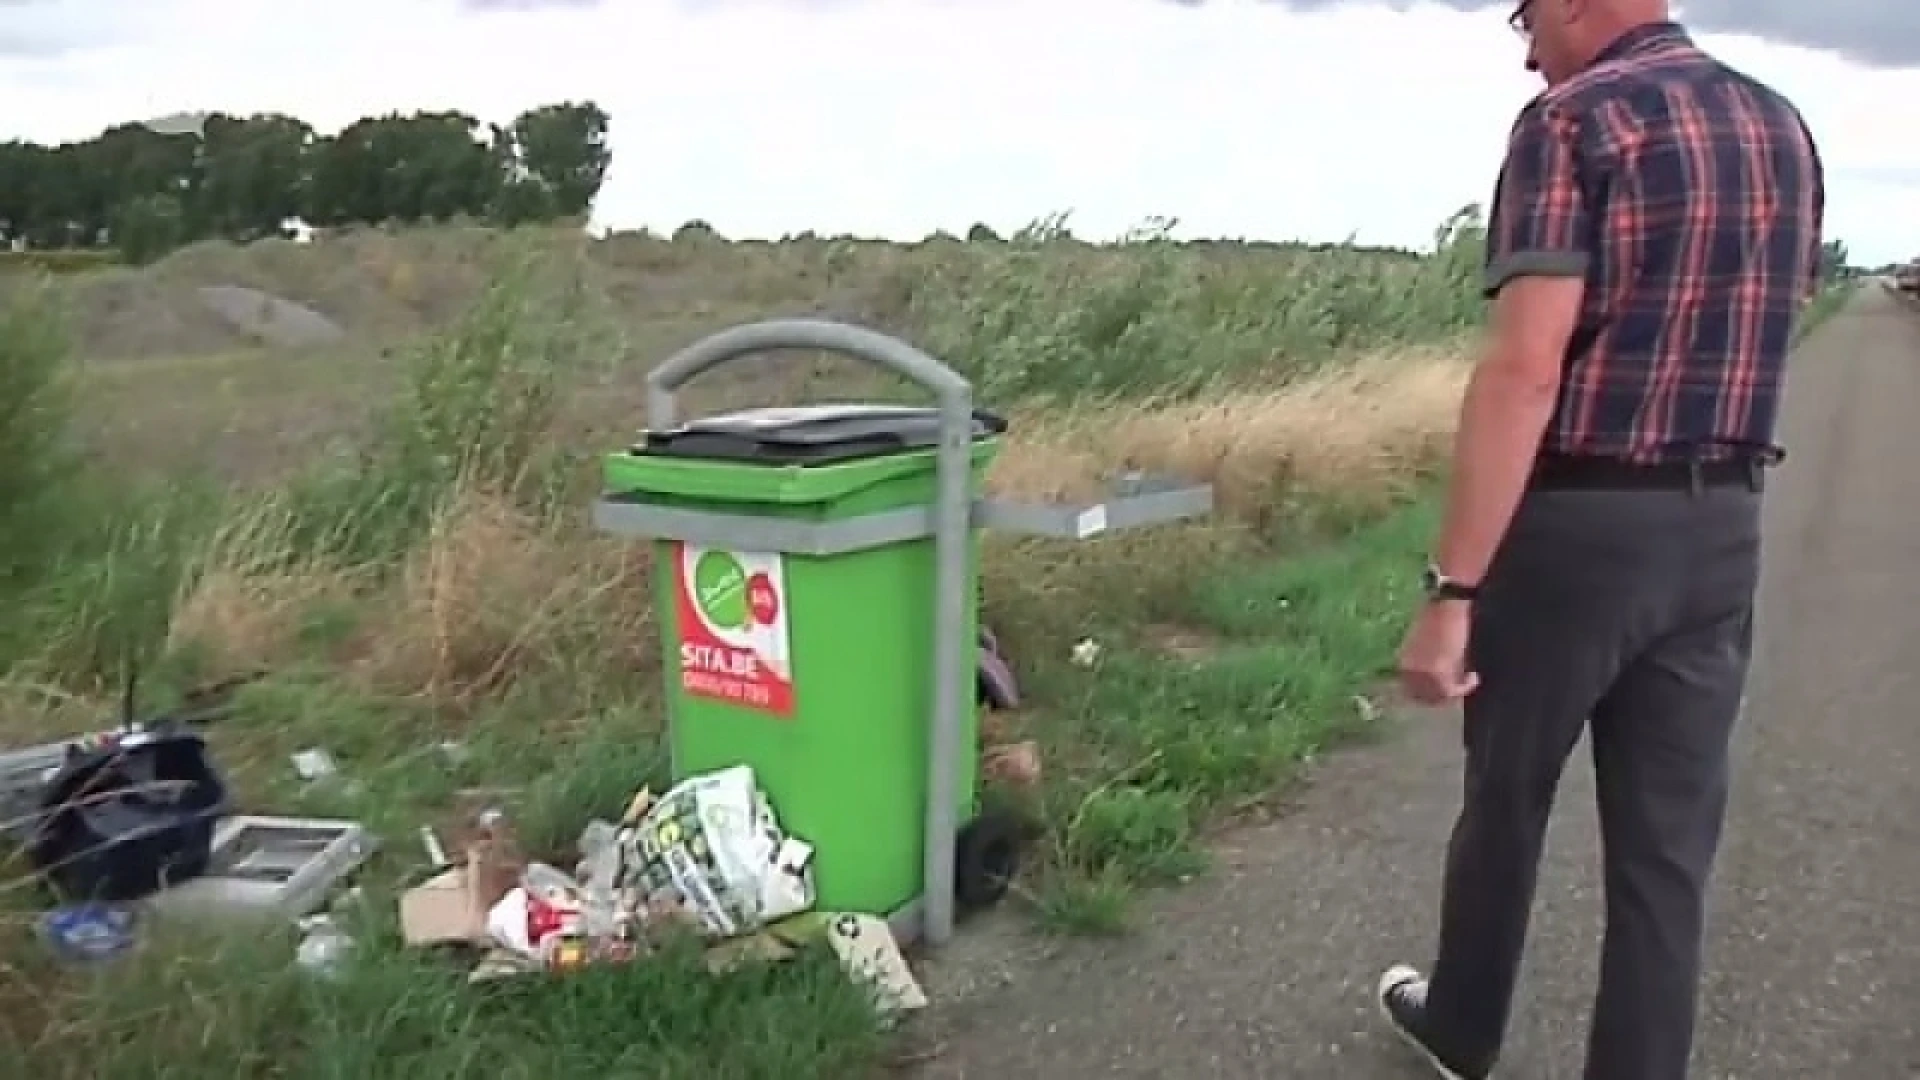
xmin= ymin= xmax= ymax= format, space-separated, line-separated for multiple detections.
xmin=399 ymin=835 xmax=522 ymax=948
xmin=399 ymin=867 xmax=484 ymax=947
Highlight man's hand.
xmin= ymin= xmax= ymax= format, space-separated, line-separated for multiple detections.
xmin=1397 ymin=602 xmax=1479 ymax=705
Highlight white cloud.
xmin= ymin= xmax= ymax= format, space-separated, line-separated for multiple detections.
xmin=3 ymin=0 xmax=1916 ymax=264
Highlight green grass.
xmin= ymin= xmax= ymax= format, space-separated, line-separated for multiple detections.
xmin=0 ymin=223 xmax=1852 ymax=1077
xmin=0 ymin=498 xmax=1438 ymax=1079
xmin=6 ymin=924 xmax=888 ymax=1080
xmin=1796 ymin=280 xmax=1856 ymax=343
xmin=0 ymin=249 xmax=120 ymax=275
xmin=1024 ymin=499 xmax=1435 ymax=932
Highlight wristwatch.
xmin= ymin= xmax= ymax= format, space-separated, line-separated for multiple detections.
xmin=1422 ymin=563 xmax=1480 ymax=603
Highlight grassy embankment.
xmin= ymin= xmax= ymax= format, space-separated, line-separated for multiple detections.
xmin=0 ymin=217 xmax=1850 ymax=1078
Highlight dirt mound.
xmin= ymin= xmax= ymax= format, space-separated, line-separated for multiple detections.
xmin=48 ymin=270 xmax=252 ymax=360
xmin=20 ymin=225 xmax=943 ymax=362
xmin=196 ymin=286 xmax=344 ymax=348
xmin=34 ymin=226 xmax=529 ymax=360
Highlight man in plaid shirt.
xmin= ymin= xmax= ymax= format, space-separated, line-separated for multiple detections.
xmin=1378 ymin=1 xmax=1825 ymax=1078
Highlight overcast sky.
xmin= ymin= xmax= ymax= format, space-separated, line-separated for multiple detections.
xmin=4 ymin=0 xmax=1918 ymax=264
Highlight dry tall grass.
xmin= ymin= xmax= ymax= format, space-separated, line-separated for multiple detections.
xmin=156 ymin=340 xmax=1469 ymax=729
xmin=0 ymin=221 xmax=1495 ymax=835
xmin=0 ymin=214 xmax=1518 ymax=1080
xmin=0 ymin=205 xmax=1863 ymax=1080
xmin=992 ymin=344 xmax=1468 ymax=512
xmin=166 ymin=490 xmax=653 ymax=703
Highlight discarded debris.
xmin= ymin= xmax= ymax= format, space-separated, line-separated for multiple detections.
xmin=29 ymin=725 xmax=229 ymax=904
xmin=420 ymin=826 xmax=450 ymax=871
xmin=978 ymin=626 xmax=1021 ymax=710
xmin=826 ymin=912 xmax=928 ymax=1015
xmin=290 ymin=748 xmax=339 ymax=783
xmin=144 ymin=815 xmax=378 ymax=920
xmin=484 ymin=873 xmax=599 ymax=969
xmin=39 ymin=903 xmax=138 ymax=964
xmin=982 ymin=740 xmax=1043 ymax=788
xmin=5 ymin=694 xmax=934 ymax=1012
xmin=1 ymin=674 xmax=384 ymax=985
xmin=391 ymin=763 xmax=931 ymax=1015
xmin=399 ymin=866 xmax=483 ymax=948
xmin=1070 ymin=637 xmax=1103 ymax=668
xmin=294 ymin=913 xmax=354 ymax=976
xmin=624 ymin=765 xmax=816 ymax=940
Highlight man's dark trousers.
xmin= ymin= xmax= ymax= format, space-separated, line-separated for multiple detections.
xmin=1422 ymin=476 xmax=1763 ymax=1080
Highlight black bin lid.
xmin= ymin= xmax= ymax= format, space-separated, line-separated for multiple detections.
xmin=636 ymin=404 xmax=1007 ymax=467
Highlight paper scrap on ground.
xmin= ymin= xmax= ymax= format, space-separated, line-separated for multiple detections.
xmin=827 ymin=913 xmax=927 ymax=1014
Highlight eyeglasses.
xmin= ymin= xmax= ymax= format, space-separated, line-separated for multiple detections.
xmin=1508 ymin=0 xmax=1536 ymax=37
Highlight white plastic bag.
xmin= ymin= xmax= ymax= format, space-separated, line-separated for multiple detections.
xmin=625 ymin=765 xmax=815 ymax=938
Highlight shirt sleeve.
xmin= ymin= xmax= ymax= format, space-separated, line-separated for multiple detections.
xmin=1802 ymin=116 xmax=1827 ymax=297
xmin=1483 ymin=98 xmax=1592 ymax=298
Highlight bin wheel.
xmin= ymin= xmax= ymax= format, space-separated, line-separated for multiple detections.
xmin=954 ymin=809 xmax=1022 ymax=913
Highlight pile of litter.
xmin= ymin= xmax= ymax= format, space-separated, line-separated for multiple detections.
xmin=0 ymin=686 xmax=929 ymax=1018
xmin=398 ymin=766 xmax=923 ymax=1011
xmin=0 ymin=696 xmax=380 ymax=963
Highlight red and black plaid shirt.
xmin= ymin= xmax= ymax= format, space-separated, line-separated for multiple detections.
xmin=1485 ymin=22 xmax=1826 ymax=464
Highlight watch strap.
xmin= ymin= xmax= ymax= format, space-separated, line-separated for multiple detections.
xmin=1423 ymin=564 xmax=1480 ymax=601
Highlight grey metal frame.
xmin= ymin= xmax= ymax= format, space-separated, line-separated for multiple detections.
xmin=145 ymin=814 xmax=379 ymax=921
xmin=0 ymin=740 xmax=78 ymax=838
xmin=618 ymin=318 xmax=1211 ymax=948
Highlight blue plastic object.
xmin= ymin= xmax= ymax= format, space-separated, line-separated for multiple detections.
xmin=39 ymin=904 xmax=137 ymax=963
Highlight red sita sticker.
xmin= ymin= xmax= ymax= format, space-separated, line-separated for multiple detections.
xmin=672 ymin=543 xmax=794 ymax=716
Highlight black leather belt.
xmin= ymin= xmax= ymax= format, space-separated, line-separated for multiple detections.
xmin=1530 ymin=452 xmax=1770 ymax=492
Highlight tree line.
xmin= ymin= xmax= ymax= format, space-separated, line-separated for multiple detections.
xmin=0 ymin=102 xmax=610 ymax=263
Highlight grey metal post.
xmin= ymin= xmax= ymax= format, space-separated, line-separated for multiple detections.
xmin=643 ymin=319 xmax=974 ymax=947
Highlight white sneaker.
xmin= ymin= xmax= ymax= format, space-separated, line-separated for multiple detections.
xmin=1376 ymin=965 xmax=1489 ymax=1080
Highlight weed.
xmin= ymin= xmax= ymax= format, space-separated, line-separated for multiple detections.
xmin=2 ymin=219 xmax=1844 ymax=1076
xmin=0 ymin=281 xmax=81 ymax=592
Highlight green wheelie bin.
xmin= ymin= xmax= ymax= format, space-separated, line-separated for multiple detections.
xmin=601 ymin=404 xmax=1007 ymax=922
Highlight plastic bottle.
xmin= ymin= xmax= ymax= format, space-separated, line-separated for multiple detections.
xmin=294 ymin=914 xmax=353 ymax=976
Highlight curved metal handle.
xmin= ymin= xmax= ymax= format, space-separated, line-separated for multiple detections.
xmin=641 ymin=317 xmax=976 ymax=949
xmin=645 ymin=318 xmax=970 ymax=430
